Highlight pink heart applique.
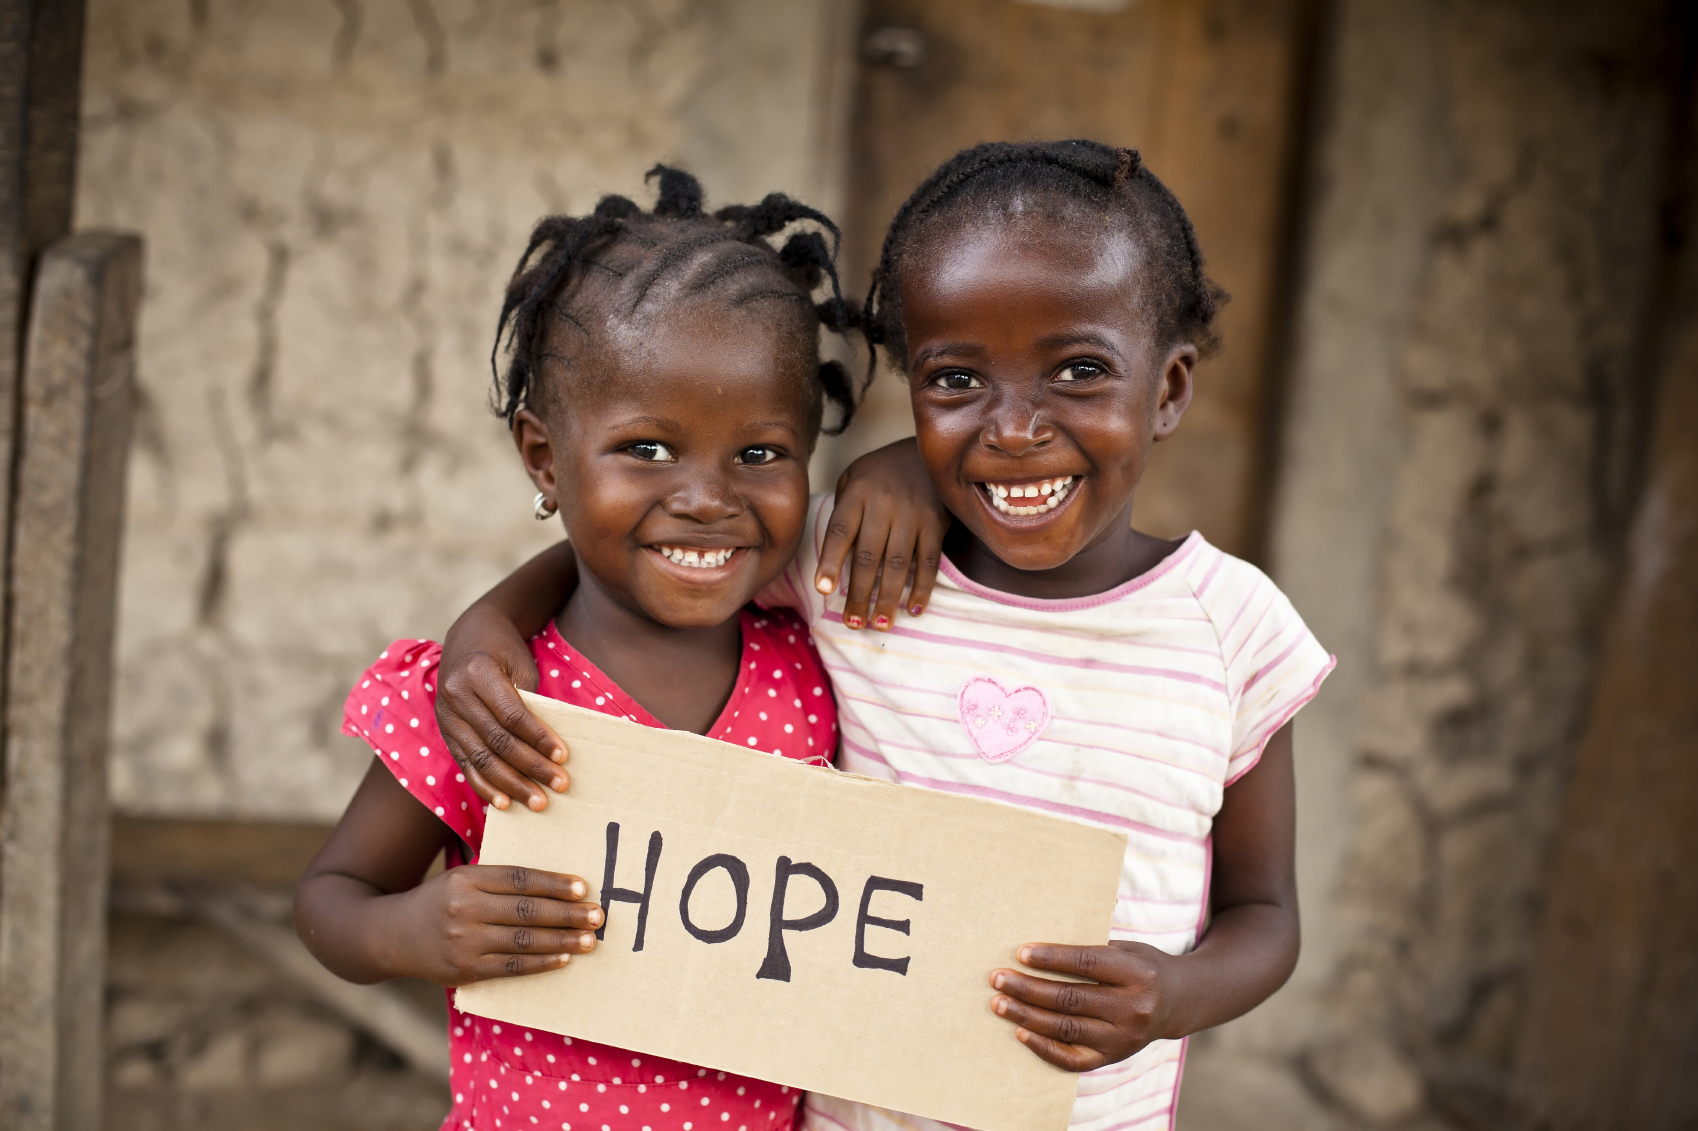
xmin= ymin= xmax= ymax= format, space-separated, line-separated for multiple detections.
xmin=957 ymin=677 xmax=1050 ymax=763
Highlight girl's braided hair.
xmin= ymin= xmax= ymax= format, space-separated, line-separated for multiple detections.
xmin=493 ymin=165 xmax=859 ymax=433
xmin=861 ymin=140 xmax=1226 ymax=381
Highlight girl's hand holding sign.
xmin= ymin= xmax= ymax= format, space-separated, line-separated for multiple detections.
xmin=296 ymin=758 xmax=602 ymax=988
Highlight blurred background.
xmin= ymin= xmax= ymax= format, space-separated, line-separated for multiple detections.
xmin=2 ymin=0 xmax=1694 ymax=1129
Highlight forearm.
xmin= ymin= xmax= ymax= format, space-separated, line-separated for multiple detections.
xmin=1151 ymin=899 xmax=1299 ymax=1039
xmin=463 ymin=540 xmax=578 ymax=641
xmin=294 ymin=873 xmax=417 ymax=985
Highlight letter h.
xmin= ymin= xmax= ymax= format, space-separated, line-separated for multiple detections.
xmin=597 ymin=822 xmax=663 ymax=952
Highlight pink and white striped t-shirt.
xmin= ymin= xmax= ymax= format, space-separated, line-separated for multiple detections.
xmin=761 ymin=495 xmax=1334 ymax=1131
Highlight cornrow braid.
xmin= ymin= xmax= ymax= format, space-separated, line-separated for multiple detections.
xmin=861 ymin=139 xmax=1226 ymax=382
xmin=492 ymin=165 xmax=861 ymax=433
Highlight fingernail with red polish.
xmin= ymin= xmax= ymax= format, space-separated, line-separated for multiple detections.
xmin=845 ymin=615 xmax=863 ymax=629
xmin=910 ymin=605 xmax=924 ymax=617
xmin=874 ymin=615 xmax=890 ymax=630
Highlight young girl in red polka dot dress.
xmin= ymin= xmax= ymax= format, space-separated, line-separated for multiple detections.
xmin=294 ymin=169 xmax=902 ymax=1131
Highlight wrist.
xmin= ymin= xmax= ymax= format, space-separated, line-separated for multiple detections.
xmin=1114 ymin=940 xmax=1193 ymax=1043
xmin=361 ymin=887 xmax=418 ymax=982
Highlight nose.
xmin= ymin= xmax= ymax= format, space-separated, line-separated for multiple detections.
xmin=662 ymin=464 xmax=743 ymax=524
xmin=980 ymin=390 xmax=1055 ymax=458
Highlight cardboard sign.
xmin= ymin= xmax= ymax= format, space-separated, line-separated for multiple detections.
xmin=455 ymin=693 xmax=1126 ymax=1131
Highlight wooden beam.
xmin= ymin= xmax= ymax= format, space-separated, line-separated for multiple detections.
xmin=0 ymin=231 xmax=142 ymax=1131
xmin=0 ymin=0 xmax=86 ymax=631
xmin=1509 ymin=86 xmax=1698 ymax=1131
xmin=111 ymin=882 xmax=452 ymax=1083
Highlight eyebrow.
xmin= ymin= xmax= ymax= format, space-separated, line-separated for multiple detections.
xmin=909 ymin=341 xmax=987 ymax=367
xmin=607 ymin=414 xmax=683 ymax=431
xmin=605 ymin=415 xmax=801 ymax=438
xmin=1036 ymin=330 xmax=1125 ymax=359
xmin=744 ymin=419 xmax=801 ymax=436
xmin=910 ymin=331 xmax=1124 ymax=367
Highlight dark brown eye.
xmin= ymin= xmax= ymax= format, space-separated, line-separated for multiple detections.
xmin=734 ymin=446 xmax=781 ymax=466
xmin=629 ymin=441 xmax=676 ymax=462
xmin=934 ymin=371 xmax=983 ymax=391
xmin=1058 ymin=362 xmax=1104 ymax=382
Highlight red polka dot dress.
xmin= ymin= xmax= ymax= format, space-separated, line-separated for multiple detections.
xmin=342 ymin=607 xmax=838 ymax=1131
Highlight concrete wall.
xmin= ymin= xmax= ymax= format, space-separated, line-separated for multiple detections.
xmin=1184 ymin=1 xmax=1675 ymax=1128
xmin=75 ymin=0 xmax=854 ymax=821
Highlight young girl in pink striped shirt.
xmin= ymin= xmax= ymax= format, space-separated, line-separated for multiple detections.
xmin=442 ymin=141 xmax=1333 ymax=1131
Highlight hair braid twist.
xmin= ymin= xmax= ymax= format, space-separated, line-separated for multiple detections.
xmin=492 ymin=166 xmax=861 ymax=433
xmin=861 ymin=139 xmax=1225 ymax=385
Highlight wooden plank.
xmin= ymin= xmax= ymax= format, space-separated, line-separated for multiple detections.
xmin=0 ymin=0 xmax=86 ymax=657
xmin=0 ymin=231 xmax=142 ymax=1131
xmin=1508 ymin=92 xmax=1698 ymax=1131
xmin=110 ymin=882 xmax=452 ymax=1083
xmin=828 ymin=0 xmax=1316 ymax=558
xmin=109 ymin=816 xmax=338 ymax=889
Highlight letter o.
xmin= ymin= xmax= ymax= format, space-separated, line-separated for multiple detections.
xmin=678 ymin=854 xmax=750 ymax=944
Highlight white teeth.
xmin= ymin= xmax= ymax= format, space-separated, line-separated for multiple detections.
xmin=657 ymin=546 xmax=734 ymax=568
xmin=984 ymin=476 xmax=1074 ymax=517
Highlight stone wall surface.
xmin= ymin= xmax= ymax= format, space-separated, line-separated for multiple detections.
xmin=1197 ymin=0 xmax=1674 ymax=1127
xmin=75 ymin=0 xmax=848 ymax=821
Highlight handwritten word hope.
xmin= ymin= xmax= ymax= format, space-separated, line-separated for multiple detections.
xmin=593 ymin=822 xmax=925 ymax=981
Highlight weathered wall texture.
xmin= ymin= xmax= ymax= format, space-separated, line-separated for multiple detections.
xmin=1199 ymin=1 xmax=1675 ymax=1128
xmin=75 ymin=0 xmax=851 ymax=821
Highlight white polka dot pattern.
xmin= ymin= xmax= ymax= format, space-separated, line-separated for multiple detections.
xmin=341 ymin=607 xmax=835 ymax=1131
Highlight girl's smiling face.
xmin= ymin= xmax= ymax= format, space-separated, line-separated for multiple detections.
xmin=901 ymin=219 xmax=1195 ymax=576
xmin=514 ymin=303 xmax=817 ymax=629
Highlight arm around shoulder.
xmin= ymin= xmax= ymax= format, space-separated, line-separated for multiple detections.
xmin=437 ymin=540 xmax=580 ymax=811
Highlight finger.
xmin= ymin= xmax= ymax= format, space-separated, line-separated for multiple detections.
xmin=1017 ymin=943 xmax=1126 ymax=983
xmin=994 ymin=993 xmax=1116 ymax=1048
xmin=905 ymin=519 xmax=945 ymax=618
xmin=444 ymin=655 xmax=568 ymax=792
xmin=483 ymin=714 xmax=570 ymax=797
xmin=1005 ymin=1021 xmax=1107 ymax=1073
xmin=467 ymin=866 xmax=593 ymax=903
xmin=481 ymin=892 xmax=605 ymax=932
xmin=472 ymin=659 xmax=568 ymax=767
xmin=842 ymin=509 xmax=893 ymax=632
xmin=462 ymin=950 xmax=573 ymax=984
xmin=991 ymin=969 xmax=1114 ymax=1019
xmin=477 ymin=923 xmax=599 ymax=957
xmin=814 ymin=496 xmax=864 ymax=599
xmin=436 ymin=716 xmax=509 ymax=808
xmin=871 ymin=517 xmax=917 ymax=631
xmin=440 ymin=691 xmax=557 ymax=810
xmin=438 ymin=710 xmax=540 ymax=811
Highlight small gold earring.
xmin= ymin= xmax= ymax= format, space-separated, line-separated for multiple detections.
xmin=533 ymin=492 xmax=557 ymax=520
